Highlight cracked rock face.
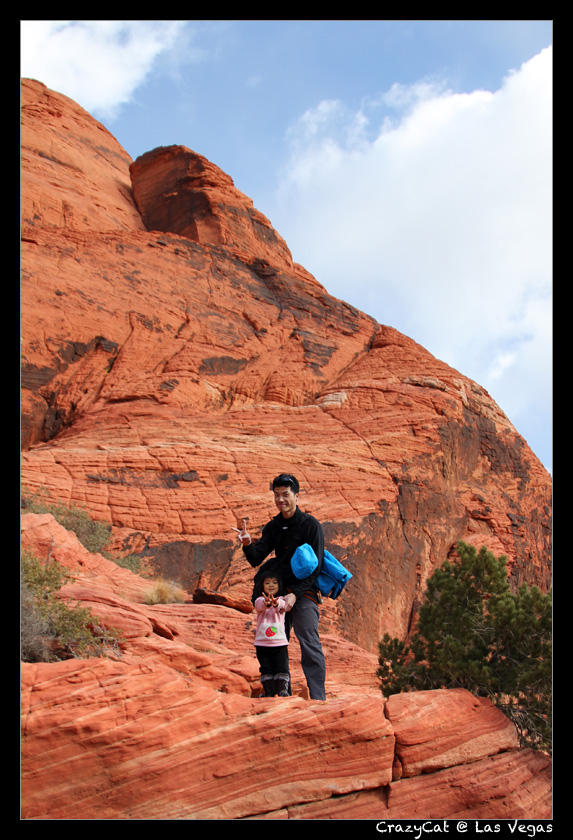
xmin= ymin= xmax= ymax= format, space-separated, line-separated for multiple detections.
xmin=21 ymin=79 xmax=551 ymax=651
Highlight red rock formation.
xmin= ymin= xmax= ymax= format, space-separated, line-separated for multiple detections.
xmin=130 ymin=144 xmax=295 ymax=272
xmin=20 ymin=79 xmax=552 ymax=818
xmin=20 ymin=80 xmax=551 ymax=655
xmin=20 ymin=514 xmax=551 ymax=820
xmin=21 ymin=78 xmax=145 ymax=235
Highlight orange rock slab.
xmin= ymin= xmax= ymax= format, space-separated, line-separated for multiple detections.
xmin=385 ymin=688 xmax=520 ymax=777
xmin=21 ymin=658 xmax=394 ymax=820
xmin=384 ymin=749 xmax=552 ymax=820
xmin=280 ymin=748 xmax=552 ymax=820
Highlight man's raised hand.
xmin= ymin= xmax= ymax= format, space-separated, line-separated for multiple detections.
xmin=232 ymin=518 xmax=251 ymax=546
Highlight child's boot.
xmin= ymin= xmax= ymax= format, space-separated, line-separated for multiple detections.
xmin=260 ymin=674 xmax=276 ymax=697
xmin=274 ymin=673 xmax=290 ymax=697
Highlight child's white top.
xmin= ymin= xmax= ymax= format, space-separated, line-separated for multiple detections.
xmin=254 ymin=596 xmax=288 ymax=646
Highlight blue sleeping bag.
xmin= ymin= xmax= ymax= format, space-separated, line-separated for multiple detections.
xmin=290 ymin=543 xmax=352 ymax=599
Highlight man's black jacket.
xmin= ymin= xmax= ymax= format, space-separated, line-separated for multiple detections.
xmin=243 ymin=507 xmax=324 ymax=601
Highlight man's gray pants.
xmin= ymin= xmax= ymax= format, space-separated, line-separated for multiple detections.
xmin=290 ymin=595 xmax=326 ymax=700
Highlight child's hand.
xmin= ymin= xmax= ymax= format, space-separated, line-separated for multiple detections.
xmin=264 ymin=594 xmax=279 ymax=608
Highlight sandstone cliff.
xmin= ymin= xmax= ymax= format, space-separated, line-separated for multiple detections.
xmin=20 ymin=78 xmax=551 ymax=650
xmin=20 ymin=78 xmax=552 ymax=819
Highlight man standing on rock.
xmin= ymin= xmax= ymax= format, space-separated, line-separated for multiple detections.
xmin=233 ymin=474 xmax=326 ymax=701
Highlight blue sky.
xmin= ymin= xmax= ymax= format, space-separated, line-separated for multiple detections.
xmin=20 ymin=20 xmax=553 ymax=473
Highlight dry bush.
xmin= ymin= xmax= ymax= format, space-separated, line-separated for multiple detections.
xmin=143 ymin=579 xmax=187 ymax=605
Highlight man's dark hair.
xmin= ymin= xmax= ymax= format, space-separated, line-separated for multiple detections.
xmin=271 ymin=473 xmax=300 ymax=494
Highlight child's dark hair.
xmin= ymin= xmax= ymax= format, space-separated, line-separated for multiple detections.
xmin=253 ymin=568 xmax=284 ymax=600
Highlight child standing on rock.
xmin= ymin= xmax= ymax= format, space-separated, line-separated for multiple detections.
xmin=253 ymin=572 xmax=290 ymax=697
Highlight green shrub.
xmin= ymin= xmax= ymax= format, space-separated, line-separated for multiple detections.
xmin=377 ymin=541 xmax=552 ymax=753
xmin=102 ymin=551 xmax=148 ymax=576
xmin=21 ymin=578 xmax=51 ymax=662
xmin=22 ymin=489 xmax=111 ymax=553
xmin=21 ymin=550 xmax=122 ymax=662
xmin=21 ymin=488 xmax=149 ymax=574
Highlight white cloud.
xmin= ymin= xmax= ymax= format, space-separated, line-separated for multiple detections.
xmin=488 ymin=350 xmax=518 ymax=382
xmin=380 ymin=77 xmax=449 ymax=110
xmin=20 ymin=20 xmax=186 ymax=118
xmin=272 ymin=47 xmax=552 ymax=469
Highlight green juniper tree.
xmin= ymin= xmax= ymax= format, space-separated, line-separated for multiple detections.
xmin=377 ymin=541 xmax=552 ymax=752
